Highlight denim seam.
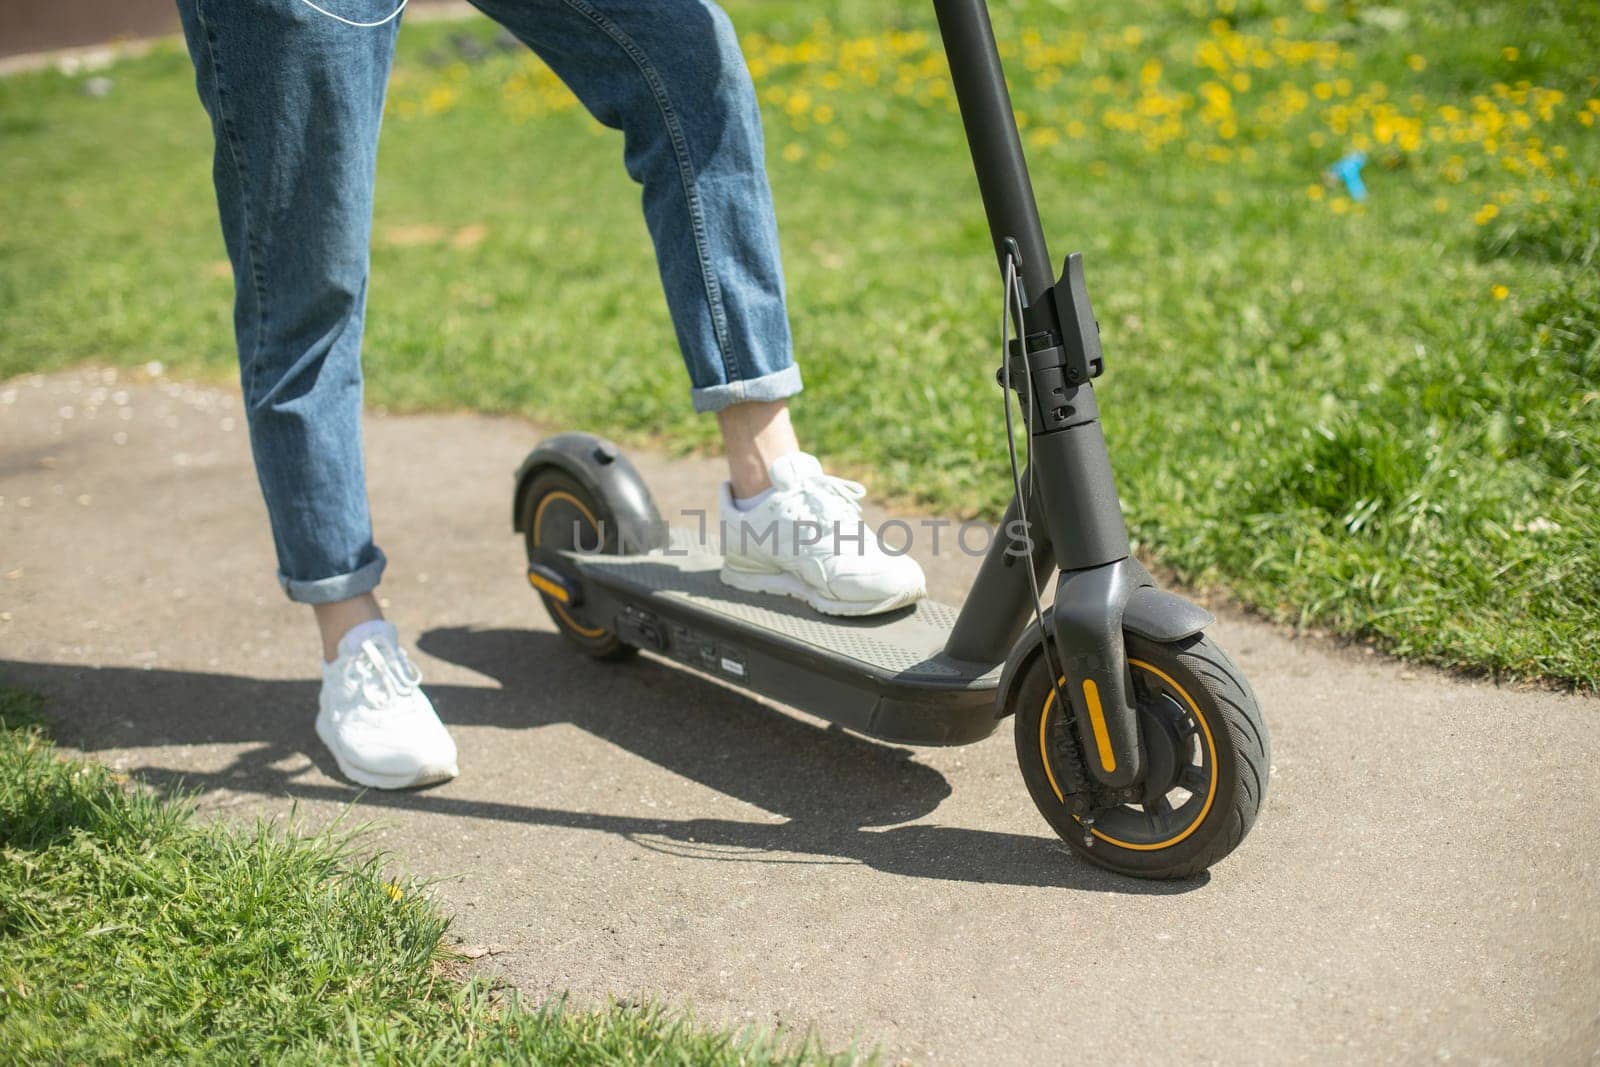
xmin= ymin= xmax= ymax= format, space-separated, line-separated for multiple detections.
xmin=193 ymin=0 xmax=270 ymax=407
xmin=557 ymin=0 xmax=740 ymax=387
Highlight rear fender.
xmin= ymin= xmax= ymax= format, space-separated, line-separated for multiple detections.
xmin=512 ymin=432 xmax=666 ymax=554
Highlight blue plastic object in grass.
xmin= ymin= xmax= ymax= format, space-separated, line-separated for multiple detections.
xmin=1329 ymin=152 xmax=1368 ymax=201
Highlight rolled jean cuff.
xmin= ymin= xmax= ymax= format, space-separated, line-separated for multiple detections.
xmin=690 ymin=364 xmax=803 ymax=415
xmin=278 ymin=547 xmax=387 ymax=605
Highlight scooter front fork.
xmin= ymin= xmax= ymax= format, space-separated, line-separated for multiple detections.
xmin=944 ymin=388 xmax=1148 ymax=791
xmin=1050 ymin=557 xmax=1144 ymax=792
xmin=1007 ymin=241 xmax=1146 ymax=791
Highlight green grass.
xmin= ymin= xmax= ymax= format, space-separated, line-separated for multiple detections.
xmin=2 ymin=0 xmax=1597 ymax=686
xmin=0 ymin=688 xmax=859 ymax=1064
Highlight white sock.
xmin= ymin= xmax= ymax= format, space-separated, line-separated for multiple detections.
xmin=336 ymin=618 xmax=395 ymax=660
xmin=732 ymin=485 xmax=775 ymax=512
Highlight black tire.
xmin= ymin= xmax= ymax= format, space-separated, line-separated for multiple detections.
xmin=1014 ymin=632 xmax=1269 ymax=879
xmin=520 ymin=469 xmax=635 ymax=662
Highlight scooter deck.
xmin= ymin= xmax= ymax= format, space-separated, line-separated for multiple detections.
xmin=562 ymin=532 xmax=1003 ymax=745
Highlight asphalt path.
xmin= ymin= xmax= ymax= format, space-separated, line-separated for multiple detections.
xmin=3 ymin=367 xmax=1596 ymax=1064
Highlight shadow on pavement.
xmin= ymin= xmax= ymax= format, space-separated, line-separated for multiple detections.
xmin=2 ymin=629 xmax=1205 ymax=894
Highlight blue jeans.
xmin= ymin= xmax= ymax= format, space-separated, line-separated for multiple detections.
xmin=177 ymin=0 xmax=801 ymax=604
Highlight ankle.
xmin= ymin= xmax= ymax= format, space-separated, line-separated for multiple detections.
xmin=313 ymin=594 xmax=385 ymax=663
xmin=716 ymin=399 xmax=799 ymax=498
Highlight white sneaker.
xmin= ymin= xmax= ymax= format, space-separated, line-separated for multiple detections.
xmin=719 ymin=453 xmax=927 ymax=617
xmin=316 ymin=621 xmax=459 ymax=790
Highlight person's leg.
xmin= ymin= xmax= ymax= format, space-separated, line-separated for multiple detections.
xmin=177 ymin=0 xmax=394 ymax=642
xmin=474 ymin=0 xmax=923 ymax=613
xmin=178 ymin=0 xmax=456 ymax=784
xmin=470 ymin=0 xmax=800 ymax=420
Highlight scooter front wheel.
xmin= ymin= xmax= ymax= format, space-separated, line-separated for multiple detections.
xmin=521 ymin=469 xmax=634 ymax=662
xmin=1014 ymin=632 xmax=1269 ymax=879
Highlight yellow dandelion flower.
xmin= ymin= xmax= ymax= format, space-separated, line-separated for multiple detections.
xmin=1330 ymin=197 xmax=1350 ymax=214
xmin=1306 ymin=184 xmax=1326 ymax=201
xmin=1473 ymin=203 xmax=1500 ymax=225
xmin=1491 ymin=285 xmax=1509 ymax=301
xmin=1406 ymin=54 xmax=1427 ymax=72
xmin=782 ymin=143 xmax=805 ymax=163
xmin=1502 ymin=47 xmax=1519 ymax=62
xmin=813 ymin=104 xmax=835 ymax=124
xmin=422 ymin=85 xmax=459 ymax=116
xmin=384 ymin=881 xmax=405 ymax=902
xmin=1432 ymin=197 xmax=1450 ymax=213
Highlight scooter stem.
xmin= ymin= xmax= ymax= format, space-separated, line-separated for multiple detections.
xmin=935 ymin=0 xmax=1145 ymax=789
xmin=933 ymin=0 xmax=1058 ymax=315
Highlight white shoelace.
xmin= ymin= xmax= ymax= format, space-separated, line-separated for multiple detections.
xmin=344 ymin=639 xmax=422 ymax=710
xmin=787 ymin=473 xmax=867 ymax=526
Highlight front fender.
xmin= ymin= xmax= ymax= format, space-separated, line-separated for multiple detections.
xmin=995 ymin=582 xmax=1214 ymax=719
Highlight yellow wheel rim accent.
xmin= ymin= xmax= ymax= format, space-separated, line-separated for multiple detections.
xmin=531 ymin=490 xmax=608 ymax=639
xmin=1038 ymin=658 xmax=1219 ymax=852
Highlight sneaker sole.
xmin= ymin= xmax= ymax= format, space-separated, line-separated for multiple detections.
xmin=315 ymin=716 xmax=458 ymax=791
xmin=719 ymin=565 xmax=924 ymax=618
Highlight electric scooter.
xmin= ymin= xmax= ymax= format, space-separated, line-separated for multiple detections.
xmin=511 ymin=0 xmax=1269 ymax=879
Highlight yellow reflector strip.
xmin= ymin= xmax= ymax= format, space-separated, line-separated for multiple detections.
xmin=1082 ymin=678 xmax=1117 ymax=774
xmin=527 ymin=570 xmax=570 ymax=603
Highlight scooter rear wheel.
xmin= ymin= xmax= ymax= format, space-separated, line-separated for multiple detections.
xmin=1014 ymin=632 xmax=1268 ymax=879
xmin=521 ymin=469 xmax=634 ymax=661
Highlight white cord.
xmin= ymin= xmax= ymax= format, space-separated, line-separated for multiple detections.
xmin=999 ymin=250 xmax=1070 ymax=734
xmin=294 ymin=0 xmax=408 ymax=28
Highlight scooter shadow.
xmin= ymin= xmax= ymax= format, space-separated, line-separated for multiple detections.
xmin=2 ymin=631 xmax=1205 ymax=895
